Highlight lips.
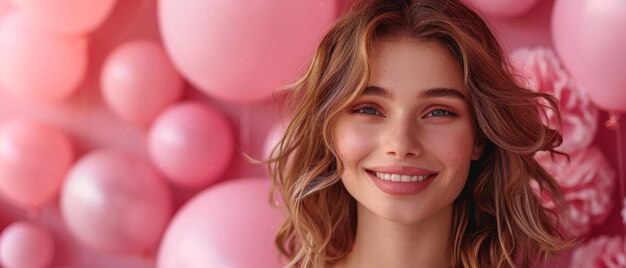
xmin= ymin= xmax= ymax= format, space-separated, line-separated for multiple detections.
xmin=365 ymin=168 xmax=438 ymax=196
xmin=370 ymin=171 xmax=432 ymax=182
xmin=367 ymin=166 xmax=436 ymax=176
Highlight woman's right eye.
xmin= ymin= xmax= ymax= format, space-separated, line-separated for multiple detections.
xmin=351 ymin=105 xmax=382 ymax=116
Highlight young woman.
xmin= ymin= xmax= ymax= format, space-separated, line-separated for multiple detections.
xmin=268 ymin=0 xmax=574 ymax=267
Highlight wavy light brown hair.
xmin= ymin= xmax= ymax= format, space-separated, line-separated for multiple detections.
xmin=267 ymin=0 xmax=575 ymax=267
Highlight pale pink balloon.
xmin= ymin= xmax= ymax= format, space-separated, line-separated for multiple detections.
xmin=0 ymin=221 xmax=55 ymax=268
xmin=0 ymin=11 xmax=88 ymax=102
xmin=60 ymin=149 xmax=172 ymax=255
xmin=101 ymin=40 xmax=184 ymax=126
xmin=158 ymin=0 xmax=337 ymax=103
xmin=0 ymin=118 xmax=74 ymax=209
xmin=157 ymin=177 xmax=285 ymax=268
xmin=9 ymin=0 xmax=117 ymax=35
xmin=462 ymin=0 xmax=540 ymax=18
xmin=552 ymin=0 xmax=626 ymax=112
xmin=148 ymin=101 xmax=234 ymax=188
xmin=0 ymin=0 xmax=14 ymax=18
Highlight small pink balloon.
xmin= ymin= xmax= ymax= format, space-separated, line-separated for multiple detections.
xmin=149 ymin=101 xmax=234 ymax=188
xmin=0 ymin=118 xmax=74 ymax=210
xmin=462 ymin=0 xmax=540 ymax=18
xmin=157 ymin=177 xmax=285 ymax=268
xmin=60 ymin=149 xmax=172 ymax=255
xmin=0 ymin=221 xmax=55 ymax=268
xmin=0 ymin=11 xmax=88 ymax=102
xmin=158 ymin=0 xmax=337 ymax=103
xmin=101 ymin=40 xmax=184 ymax=126
xmin=9 ymin=0 xmax=117 ymax=35
xmin=553 ymin=0 xmax=626 ymax=112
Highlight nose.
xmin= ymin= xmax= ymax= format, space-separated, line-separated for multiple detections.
xmin=382 ymin=119 xmax=422 ymax=159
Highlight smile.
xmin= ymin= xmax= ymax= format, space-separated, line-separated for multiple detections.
xmin=365 ymin=169 xmax=438 ymax=196
xmin=373 ymin=172 xmax=432 ymax=182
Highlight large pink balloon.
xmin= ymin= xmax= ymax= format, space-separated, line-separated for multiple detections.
xmin=9 ymin=0 xmax=117 ymax=35
xmin=0 ymin=0 xmax=14 ymax=18
xmin=101 ymin=40 xmax=184 ymax=126
xmin=0 ymin=221 xmax=55 ymax=268
xmin=462 ymin=0 xmax=540 ymax=18
xmin=149 ymin=101 xmax=234 ymax=188
xmin=0 ymin=119 xmax=74 ymax=210
xmin=0 ymin=11 xmax=88 ymax=102
xmin=60 ymin=149 xmax=172 ymax=255
xmin=158 ymin=0 xmax=337 ymax=103
xmin=552 ymin=0 xmax=626 ymax=112
xmin=157 ymin=177 xmax=285 ymax=268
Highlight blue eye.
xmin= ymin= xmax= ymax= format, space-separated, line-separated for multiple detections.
xmin=353 ymin=106 xmax=382 ymax=116
xmin=427 ymin=109 xmax=455 ymax=117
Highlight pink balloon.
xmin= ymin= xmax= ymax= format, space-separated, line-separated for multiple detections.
xmin=157 ymin=177 xmax=285 ymax=268
xmin=462 ymin=0 xmax=540 ymax=18
xmin=0 ymin=11 xmax=88 ymax=102
xmin=0 ymin=0 xmax=14 ymax=18
xmin=101 ymin=40 xmax=184 ymax=126
xmin=149 ymin=101 xmax=234 ymax=188
xmin=0 ymin=118 xmax=74 ymax=210
xmin=60 ymin=149 xmax=172 ymax=255
xmin=552 ymin=0 xmax=626 ymax=112
xmin=0 ymin=221 xmax=55 ymax=268
xmin=158 ymin=0 xmax=337 ymax=103
xmin=9 ymin=0 xmax=117 ymax=34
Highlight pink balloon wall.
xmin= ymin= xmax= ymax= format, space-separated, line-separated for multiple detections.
xmin=0 ymin=0 xmax=623 ymax=267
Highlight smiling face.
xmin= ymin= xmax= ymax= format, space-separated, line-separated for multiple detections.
xmin=333 ymin=38 xmax=483 ymax=224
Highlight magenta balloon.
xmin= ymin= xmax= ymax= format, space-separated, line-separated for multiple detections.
xmin=157 ymin=177 xmax=285 ymax=268
xmin=60 ymin=149 xmax=172 ymax=255
xmin=0 ymin=221 xmax=55 ymax=268
xmin=462 ymin=0 xmax=540 ymax=18
xmin=552 ymin=0 xmax=626 ymax=112
xmin=101 ymin=40 xmax=184 ymax=126
xmin=0 ymin=119 xmax=74 ymax=209
xmin=10 ymin=0 xmax=117 ymax=34
xmin=0 ymin=11 xmax=88 ymax=102
xmin=158 ymin=0 xmax=337 ymax=103
xmin=148 ymin=101 xmax=234 ymax=188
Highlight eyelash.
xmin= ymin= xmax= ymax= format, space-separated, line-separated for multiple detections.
xmin=351 ymin=105 xmax=457 ymax=118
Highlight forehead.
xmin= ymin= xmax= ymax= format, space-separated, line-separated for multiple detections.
xmin=368 ymin=38 xmax=465 ymax=95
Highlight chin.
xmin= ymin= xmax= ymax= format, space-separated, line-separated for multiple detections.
xmin=366 ymin=199 xmax=454 ymax=226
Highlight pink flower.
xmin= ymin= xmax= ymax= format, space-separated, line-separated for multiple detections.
xmin=571 ymin=236 xmax=626 ymax=268
xmin=510 ymin=47 xmax=599 ymax=153
xmin=534 ymin=146 xmax=616 ymax=238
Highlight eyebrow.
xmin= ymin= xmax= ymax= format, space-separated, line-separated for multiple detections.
xmin=363 ymin=85 xmax=466 ymax=100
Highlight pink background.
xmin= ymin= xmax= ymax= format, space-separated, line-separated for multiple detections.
xmin=0 ymin=0 xmax=622 ymax=267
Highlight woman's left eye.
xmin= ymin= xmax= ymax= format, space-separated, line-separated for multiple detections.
xmin=426 ymin=108 xmax=456 ymax=117
xmin=352 ymin=106 xmax=382 ymax=116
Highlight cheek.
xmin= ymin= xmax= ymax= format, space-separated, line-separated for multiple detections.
xmin=424 ymin=125 xmax=475 ymax=191
xmin=425 ymin=124 xmax=476 ymax=164
xmin=333 ymin=119 xmax=377 ymax=168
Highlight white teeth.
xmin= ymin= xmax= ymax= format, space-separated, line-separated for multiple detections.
xmin=374 ymin=172 xmax=431 ymax=182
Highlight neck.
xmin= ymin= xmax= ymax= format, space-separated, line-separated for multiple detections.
xmin=336 ymin=203 xmax=454 ymax=268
